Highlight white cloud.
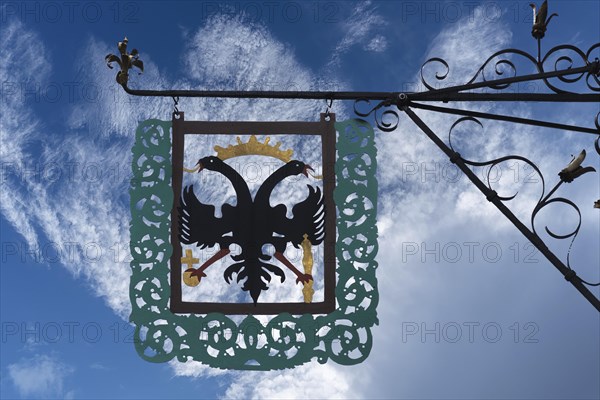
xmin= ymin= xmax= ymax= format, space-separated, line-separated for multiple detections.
xmin=0 ymin=20 xmax=52 ymax=247
xmin=378 ymin=5 xmax=524 ymax=230
xmin=328 ymin=1 xmax=388 ymax=67
xmin=7 ymin=354 xmax=74 ymax=399
xmin=184 ymin=15 xmax=310 ymax=90
xmin=171 ymin=357 xmax=364 ymax=399
xmin=365 ymin=35 xmax=388 ymax=52
xmin=169 ymin=359 xmax=228 ymax=378
xmin=172 ymin=359 xmax=364 ymax=399
xmin=222 ymin=362 xmax=359 ymax=400
xmin=0 ymin=22 xmax=139 ymax=318
xmin=421 ymin=6 xmax=512 ymax=88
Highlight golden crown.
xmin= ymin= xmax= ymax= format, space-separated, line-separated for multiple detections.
xmin=214 ymin=135 xmax=293 ymax=162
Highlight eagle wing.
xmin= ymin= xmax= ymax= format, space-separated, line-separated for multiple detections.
xmin=273 ymin=185 xmax=325 ymax=247
xmin=178 ymin=185 xmax=235 ymax=248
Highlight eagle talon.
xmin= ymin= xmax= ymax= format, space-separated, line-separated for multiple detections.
xmin=186 ymin=268 xmax=207 ymax=279
xmin=296 ymin=274 xmax=313 ymax=285
xmin=183 ymin=268 xmax=205 ymax=287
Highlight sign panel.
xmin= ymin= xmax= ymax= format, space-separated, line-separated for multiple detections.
xmin=170 ymin=113 xmax=337 ymax=314
xmin=129 ymin=115 xmax=378 ymax=369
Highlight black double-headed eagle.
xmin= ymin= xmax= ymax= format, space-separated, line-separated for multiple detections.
xmin=178 ymin=155 xmax=324 ymax=304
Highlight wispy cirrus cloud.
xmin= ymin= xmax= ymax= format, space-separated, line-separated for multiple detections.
xmin=327 ymin=0 xmax=388 ymax=68
xmin=7 ymin=354 xmax=74 ymax=399
xmin=0 ymin=20 xmax=52 ymax=247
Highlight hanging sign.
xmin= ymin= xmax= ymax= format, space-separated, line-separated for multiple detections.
xmin=129 ymin=113 xmax=379 ymax=369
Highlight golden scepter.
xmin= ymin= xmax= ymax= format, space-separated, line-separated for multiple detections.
xmin=301 ymin=234 xmax=314 ymax=303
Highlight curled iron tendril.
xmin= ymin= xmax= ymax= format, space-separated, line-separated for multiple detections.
xmin=448 ymin=117 xmax=599 ymax=286
xmin=420 ymin=43 xmax=600 ymax=94
xmin=448 ymin=117 xmax=545 ymax=202
xmin=530 ymin=190 xmax=600 ymax=286
xmin=419 ymin=57 xmax=450 ymax=91
xmin=353 ymin=99 xmax=400 ymax=132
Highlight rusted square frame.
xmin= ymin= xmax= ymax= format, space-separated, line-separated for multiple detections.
xmin=169 ymin=112 xmax=336 ymax=314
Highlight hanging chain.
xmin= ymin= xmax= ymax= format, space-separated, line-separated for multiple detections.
xmin=172 ymin=96 xmax=180 ymax=115
xmin=324 ymin=98 xmax=333 ymax=120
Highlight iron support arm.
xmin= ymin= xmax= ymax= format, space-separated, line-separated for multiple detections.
xmin=122 ymin=82 xmax=600 ymax=103
xmin=118 ymin=60 xmax=600 ymax=103
xmin=402 ymin=106 xmax=600 ymax=312
xmin=408 ymin=102 xmax=600 ymax=134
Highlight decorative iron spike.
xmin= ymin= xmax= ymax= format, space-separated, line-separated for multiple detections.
xmin=558 ymin=150 xmax=596 ymax=183
xmin=559 ymin=166 xmax=597 ymax=183
xmin=530 ymin=0 xmax=558 ymax=39
xmin=561 ymin=149 xmax=587 ymax=173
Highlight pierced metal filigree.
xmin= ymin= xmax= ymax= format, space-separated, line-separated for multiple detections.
xmin=129 ymin=118 xmax=379 ymax=370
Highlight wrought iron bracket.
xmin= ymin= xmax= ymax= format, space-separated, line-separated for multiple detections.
xmin=110 ymin=57 xmax=599 ymax=104
xmin=401 ymin=106 xmax=599 ymax=312
xmin=109 ymin=1 xmax=600 ymax=311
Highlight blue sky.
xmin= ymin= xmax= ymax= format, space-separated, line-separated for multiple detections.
xmin=1 ymin=1 xmax=599 ymax=399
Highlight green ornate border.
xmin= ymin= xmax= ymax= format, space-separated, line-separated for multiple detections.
xmin=129 ymin=118 xmax=378 ymax=370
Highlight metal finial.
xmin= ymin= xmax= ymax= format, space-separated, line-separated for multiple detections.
xmin=105 ymin=37 xmax=144 ymax=86
xmin=530 ymin=0 xmax=558 ymax=40
xmin=558 ymin=149 xmax=596 ymax=183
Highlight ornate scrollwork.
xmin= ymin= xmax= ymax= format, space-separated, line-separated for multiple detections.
xmin=447 ymin=117 xmax=545 ymax=202
xmin=353 ymin=98 xmax=399 ymax=132
xmin=447 ymin=116 xmax=599 ymax=287
xmin=420 ymin=43 xmax=599 ymax=94
xmin=541 ymin=44 xmax=600 ymax=93
xmin=419 ymin=57 xmax=451 ymax=91
xmin=421 ymin=48 xmax=531 ymax=92
xmin=129 ymin=118 xmax=378 ymax=370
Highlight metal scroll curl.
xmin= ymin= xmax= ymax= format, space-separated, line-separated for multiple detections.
xmin=354 ymin=98 xmax=400 ymax=132
xmin=129 ymin=118 xmax=379 ymax=369
xmin=420 ymin=43 xmax=600 ymax=94
xmin=541 ymin=43 xmax=600 ymax=93
xmin=448 ymin=117 xmax=545 ymax=202
xmin=447 ymin=116 xmax=599 ymax=287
